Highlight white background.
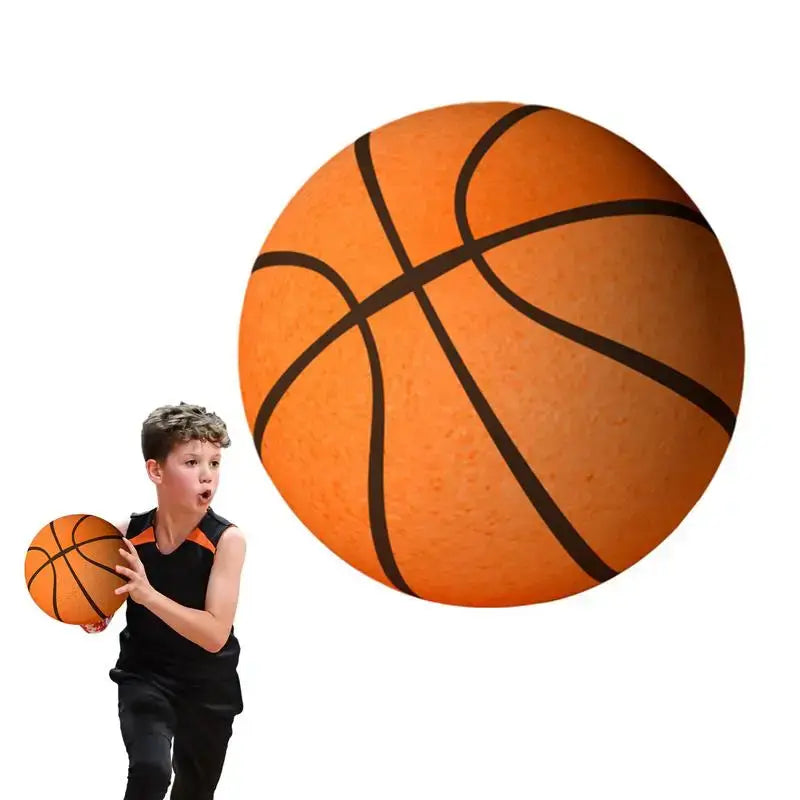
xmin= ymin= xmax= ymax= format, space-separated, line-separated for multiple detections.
xmin=1 ymin=2 xmax=797 ymax=798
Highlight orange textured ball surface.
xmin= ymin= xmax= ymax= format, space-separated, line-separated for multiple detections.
xmin=238 ymin=102 xmax=745 ymax=607
xmin=25 ymin=514 xmax=126 ymax=624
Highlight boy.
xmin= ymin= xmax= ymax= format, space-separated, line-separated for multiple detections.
xmin=83 ymin=402 xmax=247 ymax=800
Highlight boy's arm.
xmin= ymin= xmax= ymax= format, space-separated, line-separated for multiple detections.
xmin=80 ymin=518 xmax=130 ymax=633
xmin=141 ymin=527 xmax=246 ymax=653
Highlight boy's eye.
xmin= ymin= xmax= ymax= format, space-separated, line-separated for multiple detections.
xmin=186 ymin=459 xmax=196 ymax=466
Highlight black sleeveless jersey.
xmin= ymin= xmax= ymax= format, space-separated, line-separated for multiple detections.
xmin=111 ymin=506 xmax=241 ymax=688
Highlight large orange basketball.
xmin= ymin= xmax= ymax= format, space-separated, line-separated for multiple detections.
xmin=25 ymin=514 xmax=126 ymax=624
xmin=238 ymin=101 xmax=745 ymax=607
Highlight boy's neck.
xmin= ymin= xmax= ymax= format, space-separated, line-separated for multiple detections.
xmin=153 ymin=505 xmax=207 ymax=545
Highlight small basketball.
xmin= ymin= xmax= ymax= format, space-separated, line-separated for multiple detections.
xmin=25 ymin=514 xmax=126 ymax=624
xmin=238 ymin=101 xmax=745 ymax=607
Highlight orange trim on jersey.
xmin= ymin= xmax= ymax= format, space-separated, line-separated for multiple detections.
xmin=129 ymin=527 xmax=156 ymax=546
xmin=128 ymin=524 xmax=216 ymax=554
xmin=187 ymin=527 xmax=216 ymax=554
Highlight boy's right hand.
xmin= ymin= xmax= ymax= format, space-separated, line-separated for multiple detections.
xmin=80 ymin=616 xmax=112 ymax=634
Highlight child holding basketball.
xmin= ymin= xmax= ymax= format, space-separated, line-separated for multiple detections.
xmin=82 ymin=402 xmax=246 ymax=800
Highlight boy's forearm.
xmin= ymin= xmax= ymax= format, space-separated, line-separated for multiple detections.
xmin=142 ymin=589 xmax=227 ymax=652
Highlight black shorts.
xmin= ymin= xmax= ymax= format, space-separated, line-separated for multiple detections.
xmin=111 ymin=668 xmax=241 ymax=800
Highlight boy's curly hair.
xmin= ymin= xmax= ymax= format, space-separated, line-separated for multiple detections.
xmin=141 ymin=402 xmax=231 ymax=463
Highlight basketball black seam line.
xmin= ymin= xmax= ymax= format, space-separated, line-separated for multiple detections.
xmin=50 ymin=517 xmax=108 ymax=621
xmin=26 ymin=533 xmax=123 ymax=587
xmin=250 ymin=251 xmax=418 ymax=597
xmin=453 ymin=104 xmax=736 ymax=437
xmin=26 ymin=545 xmax=55 ymax=589
xmin=72 ymin=522 xmax=125 ymax=586
xmin=249 ymin=198 xmax=721 ymax=453
xmin=66 ymin=517 xmax=111 ymax=619
xmin=355 ymin=122 xmax=618 ymax=584
xmin=26 ymin=545 xmax=62 ymax=622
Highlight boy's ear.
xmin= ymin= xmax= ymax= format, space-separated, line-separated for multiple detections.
xmin=145 ymin=458 xmax=164 ymax=484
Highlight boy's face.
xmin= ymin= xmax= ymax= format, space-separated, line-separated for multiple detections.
xmin=150 ymin=438 xmax=222 ymax=512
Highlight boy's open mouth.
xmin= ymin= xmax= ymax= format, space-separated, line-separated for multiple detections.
xmin=199 ymin=490 xmax=212 ymax=501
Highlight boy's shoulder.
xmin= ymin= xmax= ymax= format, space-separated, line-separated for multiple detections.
xmin=200 ymin=507 xmax=238 ymax=545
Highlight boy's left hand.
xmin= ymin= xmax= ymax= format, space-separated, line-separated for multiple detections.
xmin=80 ymin=616 xmax=112 ymax=633
xmin=115 ymin=538 xmax=155 ymax=605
